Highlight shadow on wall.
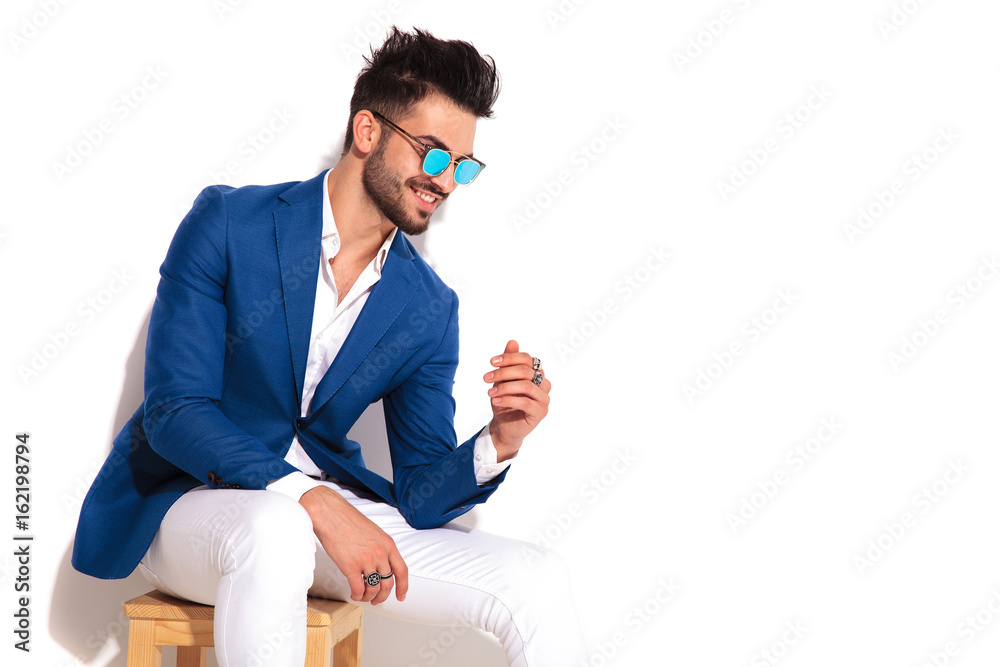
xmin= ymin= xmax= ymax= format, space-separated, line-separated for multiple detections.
xmin=49 ymin=310 xmax=153 ymax=667
xmin=47 ymin=168 xmax=502 ymax=664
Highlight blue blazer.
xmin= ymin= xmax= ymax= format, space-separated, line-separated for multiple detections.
xmin=72 ymin=171 xmax=507 ymax=580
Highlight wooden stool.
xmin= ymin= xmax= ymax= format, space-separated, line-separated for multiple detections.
xmin=123 ymin=589 xmax=363 ymax=666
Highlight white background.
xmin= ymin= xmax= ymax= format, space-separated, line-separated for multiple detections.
xmin=2 ymin=1 xmax=1000 ymax=665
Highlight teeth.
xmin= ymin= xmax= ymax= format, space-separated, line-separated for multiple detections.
xmin=413 ymin=188 xmax=436 ymax=203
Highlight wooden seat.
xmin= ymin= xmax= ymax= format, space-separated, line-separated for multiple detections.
xmin=123 ymin=589 xmax=363 ymax=666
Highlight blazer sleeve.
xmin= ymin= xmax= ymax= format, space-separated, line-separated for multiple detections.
xmin=382 ymin=290 xmax=508 ymax=528
xmin=142 ymin=185 xmax=299 ymax=489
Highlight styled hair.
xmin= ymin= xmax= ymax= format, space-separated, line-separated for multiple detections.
xmin=343 ymin=27 xmax=501 ymax=152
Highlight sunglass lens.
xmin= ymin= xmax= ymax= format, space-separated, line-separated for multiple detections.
xmin=423 ymin=149 xmax=450 ymax=176
xmin=454 ymin=159 xmax=480 ymax=185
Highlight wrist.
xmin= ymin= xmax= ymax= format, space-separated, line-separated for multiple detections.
xmin=489 ymin=421 xmax=522 ymax=462
xmin=299 ymin=485 xmax=341 ymax=512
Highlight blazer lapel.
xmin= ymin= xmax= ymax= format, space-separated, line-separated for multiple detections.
xmin=273 ymin=174 xmax=325 ymax=406
xmin=308 ymin=231 xmax=419 ymax=416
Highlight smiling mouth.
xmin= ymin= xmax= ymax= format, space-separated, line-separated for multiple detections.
xmin=410 ymin=184 xmax=445 ymax=209
xmin=413 ymin=187 xmax=437 ymax=203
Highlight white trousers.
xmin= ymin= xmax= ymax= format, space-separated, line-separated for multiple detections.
xmin=138 ymin=480 xmax=589 ymax=666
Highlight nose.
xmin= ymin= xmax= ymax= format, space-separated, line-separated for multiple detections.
xmin=427 ymin=162 xmax=458 ymax=194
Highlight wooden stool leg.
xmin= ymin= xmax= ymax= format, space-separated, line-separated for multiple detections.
xmin=333 ymin=626 xmax=363 ymax=667
xmin=126 ymin=618 xmax=162 ymax=667
xmin=305 ymin=625 xmax=330 ymax=667
xmin=177 ymin=646 xmax=207 ymax=667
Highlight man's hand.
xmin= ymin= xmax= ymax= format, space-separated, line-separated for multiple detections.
xmin=484 ymin=339 xmax=551 ymax=462
xmin=298 ymin=485 xmax=408 ymax=605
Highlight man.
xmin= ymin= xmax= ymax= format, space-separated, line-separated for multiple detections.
xmin=72 ymin=27 xmax=589 ymax=666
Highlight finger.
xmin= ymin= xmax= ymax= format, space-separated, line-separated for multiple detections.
xmin=484 ymin=365 xmax=543 ymax=384
xmin=347 ymin=572 xmax=366 ymax=602
xmin=489 ymin=351 xmax=536 ymax=369
xmin=390 ymin=550 xmax=409 ymax=602
xmin=489 ymin=390 xmax=548 ymax=414
xmin=489 ymin=387 xmax=550 ymax=418
xmin=371 ymin=569 xmax=394 ymax=606
xmin=489 ymin=381 xmax=551 ymax=409
xmin=489 ymin=378 xmax=550 ymax=402
xmin=489 ymin=393 xmax=549 ymax=419
xmin=360 ymin=570 xmax=381 ymax=603
xmin=361 ymin=561 xmax=392 ymax=604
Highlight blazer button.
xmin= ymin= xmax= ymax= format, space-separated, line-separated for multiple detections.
xmin=208 ymin=471 xmax=219 ymax=485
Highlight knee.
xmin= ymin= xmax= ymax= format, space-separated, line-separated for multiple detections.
xmin=474 ymin=544 xmax=580 ymax=653
xmin=515 ymin=545 xmax=574 ymax=597
xmin=480 ymin=540 xmax=574 ymax=613
xmin=224 ymin=492 xmax=315 ymax=573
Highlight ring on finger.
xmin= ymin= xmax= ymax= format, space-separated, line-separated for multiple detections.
xmin=365 ymin=572 xmax=392 ymax=587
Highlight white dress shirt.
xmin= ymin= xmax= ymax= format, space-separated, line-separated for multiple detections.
xmin=267 ymin=169 xmax=510 ymax=502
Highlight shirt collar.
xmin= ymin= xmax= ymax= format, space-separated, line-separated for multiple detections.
xmin=321 ymin=168 xmax=397 ymax=276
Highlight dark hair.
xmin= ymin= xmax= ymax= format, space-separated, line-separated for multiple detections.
xmin=343 ymin=27 xmax=501 ymax=153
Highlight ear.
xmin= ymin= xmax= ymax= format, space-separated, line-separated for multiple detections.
xmin=352 ymin=110 xmax=380 ymax=155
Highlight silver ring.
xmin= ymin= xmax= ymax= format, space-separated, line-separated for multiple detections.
xmin=365 ymin=571 xmax=392 ymax=587
xmin=532 ymin=357 xmax=542 ymax=371
xmin=532 ymin=371 xmax=543 ymax=386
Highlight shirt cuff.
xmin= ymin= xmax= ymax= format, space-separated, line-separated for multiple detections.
xmin=473 ymin=425 xmax=512 ymax=486
xmin=267 ymin=471 xmax=323 ymax=502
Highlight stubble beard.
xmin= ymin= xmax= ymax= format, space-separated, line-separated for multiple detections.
xmin=362 ymin=140 xmax=442 ymax=236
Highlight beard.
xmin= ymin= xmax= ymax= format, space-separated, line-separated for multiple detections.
xmin=362 ymin=140 xmax=445 ymax=236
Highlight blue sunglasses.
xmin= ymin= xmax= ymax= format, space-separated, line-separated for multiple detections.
xmin=371 ymin=110 xmax=485 ymax=185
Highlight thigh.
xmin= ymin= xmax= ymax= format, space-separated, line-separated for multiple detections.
xmin=140 ymin=485 xmax=315 ymax=605
xmin=308 ymin=481 xmax=560 ymax=626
